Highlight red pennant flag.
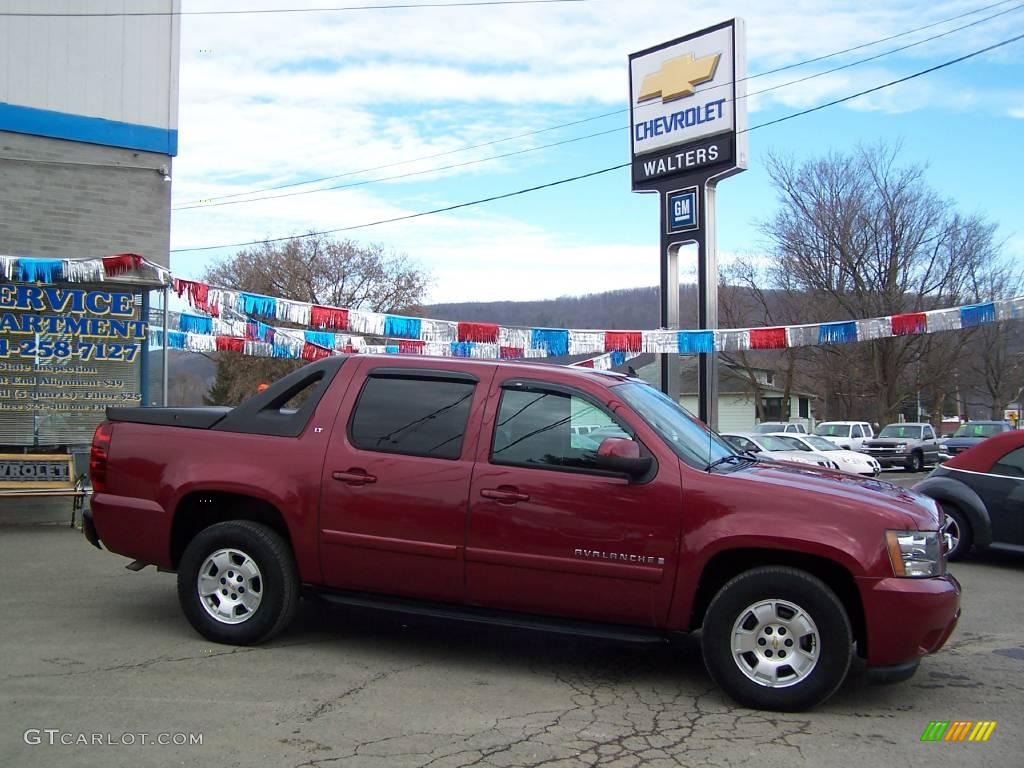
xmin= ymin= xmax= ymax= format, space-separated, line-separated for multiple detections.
xmin=749 ymin=327 xmax=788 ymax=349
xmin=891 ymin=313 xmax=927 ymax=335
xmin=458 ymin=321 xmax=499 ymax=343
xmin=604 ymin=331 xmax=642 ymax=352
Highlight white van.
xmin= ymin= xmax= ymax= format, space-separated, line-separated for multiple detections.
xmin=813 ymin=421 xmax=874 ymax=451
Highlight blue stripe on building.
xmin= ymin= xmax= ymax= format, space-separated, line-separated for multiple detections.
xmin=0 ymin=102 xmax=178 ymax=156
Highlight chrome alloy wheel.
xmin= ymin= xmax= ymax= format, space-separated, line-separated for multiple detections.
xmin=943 ymin=515 xmax=961 ymax=555
xmin=730 ymin=599 xmax=820 ymax=688
xmin=197 ymin=548 xmax=263 ymax=624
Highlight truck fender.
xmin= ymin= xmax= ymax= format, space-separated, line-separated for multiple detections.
xmin=914 ymin=476 xmax=992 ymax=548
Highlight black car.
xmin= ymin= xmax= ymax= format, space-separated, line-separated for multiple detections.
xmin=939 ymin=420 xmax=1013 ymax=458
xmin=915 ymin=430 xmax=1024 ymax=560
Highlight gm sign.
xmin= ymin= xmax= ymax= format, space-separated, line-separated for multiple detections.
xmin=667 ymin=187 xmax=698 ymax=233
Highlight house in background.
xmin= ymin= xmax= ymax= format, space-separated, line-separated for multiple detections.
xmin=631 ymin=355 xmax=816 ymax=433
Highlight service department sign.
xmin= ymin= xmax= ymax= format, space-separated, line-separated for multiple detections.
xmin=629 ymin=18 xmax=747 ymax=189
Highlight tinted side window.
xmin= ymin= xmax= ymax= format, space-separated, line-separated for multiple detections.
xmin=491 ymin=388 xmax=626 ymax=471
xmin=991 ymin=447 xmax=1024 ymax=477
xmin=349 ymin=376 xmax=475 ymax=459
xmin=925 ymin=426 xmax=936 ymax=440
xmin=852 ymin=425 xmax=863 ymax=438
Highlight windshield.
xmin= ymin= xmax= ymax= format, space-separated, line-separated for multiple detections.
xmin=613 ymin=381 xmax=734 ymax=468
xmin=814 ymin=423 xmax=850 ymax=437
xmin=953 ymin=423 xmax=1002 ymax=437
xmin=878 ymin=425 xmax=923 ymax=439
xmin=772 ymin=435 xmax=807 ymax=450
xmin=754 ymin=423 xmax=783 ymax=433
xmin=757 ymin=435 xmax=797 ymax=451
xmin=804 ymin=435 xmax=839 ymax=451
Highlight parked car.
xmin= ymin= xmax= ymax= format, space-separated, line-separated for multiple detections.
xmin=721 ymin=433 xmax=840 ymax=470
xmin=915 ymin=429 xmax=1024 ymax=560
xmin=769 ymin=433 xmax=881 ymax=476
xmin=813 ymin=421 xmax=875 ymax=451
xmin=754 ymin=422 xmax=807 ymax=434
xmin=938 ymin=421 xmax=1013 ymax=459
xmin=85 ymin=356 xmax=960 ymax=711
xmin=863 ymin=423 xmax=941 ymax=472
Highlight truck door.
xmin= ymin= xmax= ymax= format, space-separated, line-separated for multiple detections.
xmin=318 ymin=360 xmax=495 ymax=603
xmin=466 ymin=376 xmax=683 ymax=627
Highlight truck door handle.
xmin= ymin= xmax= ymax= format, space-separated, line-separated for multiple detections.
xmin=332 ymin=469 xmax=377 ymax=486
xmin=480 ymin=487 xmax=530 ymax=503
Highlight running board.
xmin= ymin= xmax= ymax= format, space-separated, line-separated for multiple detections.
xmin=310 ymin=588 xmax=669 ymax=644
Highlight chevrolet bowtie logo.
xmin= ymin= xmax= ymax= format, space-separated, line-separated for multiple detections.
xmin=638 ymin=52 xmax=721 ymax=104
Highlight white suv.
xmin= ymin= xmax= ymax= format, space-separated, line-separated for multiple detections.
xmin=813 ymin=421 xmax=874 ymax=451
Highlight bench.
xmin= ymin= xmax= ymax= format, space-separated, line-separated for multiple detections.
xmin=0 ymin=453 xmax=90 ymax=526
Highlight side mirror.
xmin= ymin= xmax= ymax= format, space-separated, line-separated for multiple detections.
xmin=596 ymin=438 xmax=652 ymax=480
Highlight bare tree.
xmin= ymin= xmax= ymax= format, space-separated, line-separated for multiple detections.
xmin=759 ymin=141 xmax=1003 ymax=425
xmin=202 ymin=235 xmax=431 ymax=405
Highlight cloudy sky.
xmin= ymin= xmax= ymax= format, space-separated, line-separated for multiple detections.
xmin=168 ymin=0 xmax=1024 ymax=303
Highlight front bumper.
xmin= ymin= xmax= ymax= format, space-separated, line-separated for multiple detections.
xmin=858 ymin=572 xmax=961 ymax=669
xmin=867 ymin=453 xmax=913 ymax=468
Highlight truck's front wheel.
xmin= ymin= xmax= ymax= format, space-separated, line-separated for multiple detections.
xmin=701 ymin=566 xmax=852 ymax=711
xmin=177 ymin=521 xmax=298 ymax=645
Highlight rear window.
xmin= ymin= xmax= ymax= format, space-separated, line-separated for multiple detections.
xmin=814 ymin=424 xmax=850 ymax=438
xmin=953 ymin=423 xmax=1004 ymax=438
xmin=349 ymin=376 xmax=475 ymax=460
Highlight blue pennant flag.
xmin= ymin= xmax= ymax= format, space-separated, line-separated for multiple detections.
xmin=818 ymin=321 xmax=857 ymax=344
xmin=179 ymin=314 xmax=213 ymax=335
xmin=240 ymin=293 xmax=277 ymax=318
xmin=383 ymin=315 xmax=422 ymax=340
xmin=16 ymin=258 xmax=64 ymax=283
xmin=304 ymin=330 xmax=335 ymax=349
xmin=960 ymin=303 xmax=995 ymax=328
xmin=530 ymin=329 xmax=569 ymax=357
xmin=677 ymin=331 xmax=714 ymax=354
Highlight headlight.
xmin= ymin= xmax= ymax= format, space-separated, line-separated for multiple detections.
xmin=886 ymin=530 xmax=942 ymax=577
xmin=939 ymin=444 xmax=948 ymax=451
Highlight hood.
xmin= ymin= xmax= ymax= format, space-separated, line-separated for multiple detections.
xmin=831 ymin=450 xmax=876 ymax=463
xmin=867 ymin=437 xmax=913 ymax=447
xmin=733 ymin=461 xmax=940 ymax=530
xmin=760 ymin=450 xmax=825 ymax=463
xmin=943 ymin=436 xmax=984 ymax=448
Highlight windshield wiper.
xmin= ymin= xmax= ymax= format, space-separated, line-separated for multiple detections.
xmin=706 ymin=454 xmax=746 ymax=472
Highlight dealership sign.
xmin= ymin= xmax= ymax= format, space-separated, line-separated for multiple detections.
xmin=629 ymin=19 xmax=747 ymax=189
xmin=628 ymin=19 xmax=748 ymax=429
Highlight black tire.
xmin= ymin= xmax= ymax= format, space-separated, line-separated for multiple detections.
xmin=940 ymin=504 xmax=973 ymax=561
xmin=177 ymin=520 xmax=298 ymax=645
xmin=701 ymin=566 xmax=853 ymax=711
xmin=906 ymin=452 xmax=924 ymax=473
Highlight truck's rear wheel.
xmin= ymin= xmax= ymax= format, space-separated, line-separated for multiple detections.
xmin=177 ymin=520 xmax=298 ymax=645
xmin=701 ymin=566 xmax=852 ymax=711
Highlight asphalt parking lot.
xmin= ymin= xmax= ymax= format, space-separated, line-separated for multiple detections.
xmin=2 ymin=502 xmax=1021 ymax=768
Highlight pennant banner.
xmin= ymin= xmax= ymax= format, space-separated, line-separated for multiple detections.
xmin=5 ymin=253 xmax=1022 ymax=364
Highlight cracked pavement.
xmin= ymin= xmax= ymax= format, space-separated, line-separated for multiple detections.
xmin=1 ymin=525 xmax=1021 ymax=767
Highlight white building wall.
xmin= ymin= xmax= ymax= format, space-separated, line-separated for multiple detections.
xmin=0 ymin=0 xmax=180 ymax=152
xmin=680 ymin=394 xmax=756 ymax=433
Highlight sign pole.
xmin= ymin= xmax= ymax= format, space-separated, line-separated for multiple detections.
xmin=698 ymin=181 xmax=719 ymax=428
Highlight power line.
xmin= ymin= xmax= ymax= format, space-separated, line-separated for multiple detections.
xmin=175 ymin=0 xmax=1019 ymax=206
xmin=0 ymin=0 xmax=587 ymax=18
xmin=173 ymin=126 xmax=624 ymax=210
xmin=170 ymin=31 xmax=1024 ymax=254
xmin=173 ymin=1 xmax=1023 ymax=211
